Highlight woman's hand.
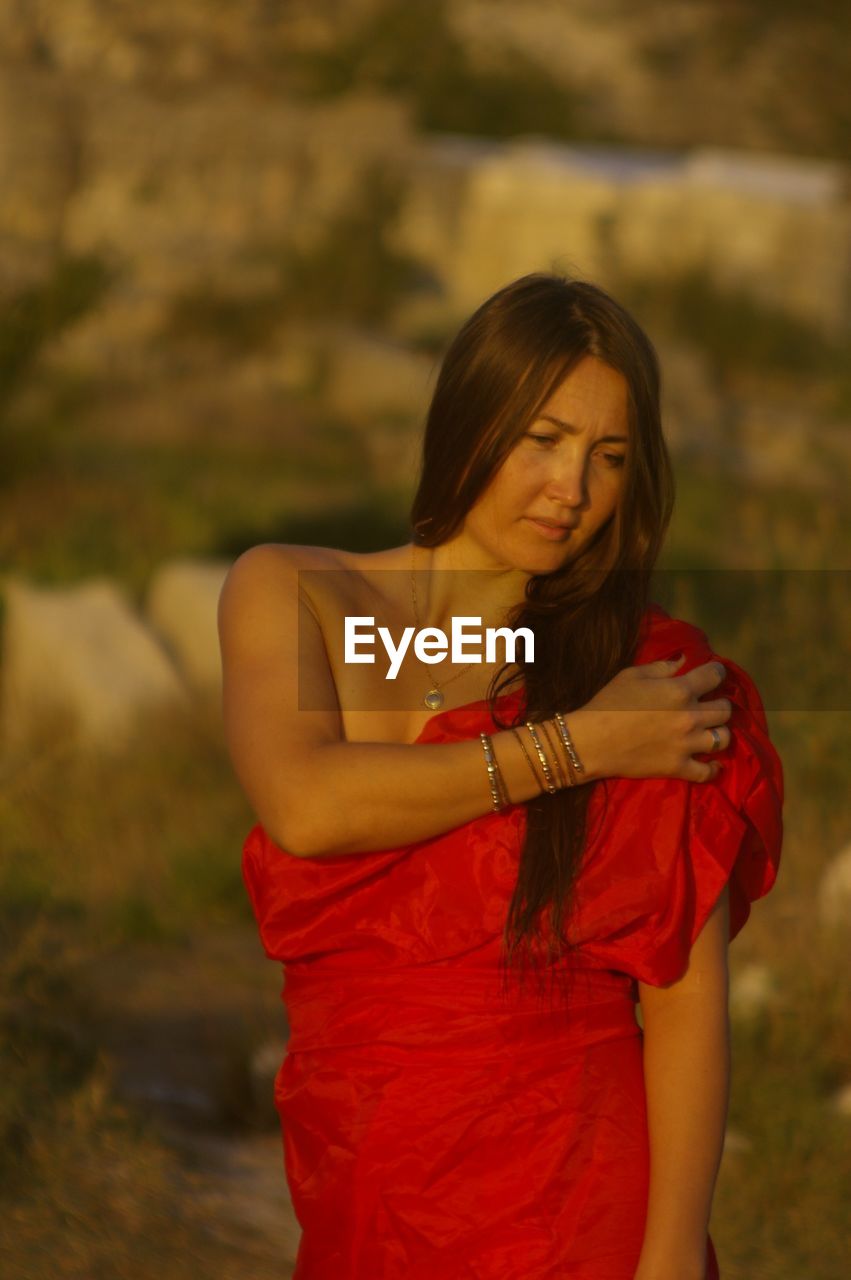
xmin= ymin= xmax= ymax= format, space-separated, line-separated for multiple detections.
xmin=568 ymin=654 xmax=732 ymax=784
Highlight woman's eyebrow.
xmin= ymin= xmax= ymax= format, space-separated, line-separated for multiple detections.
xmin=538 ymin=413 xmax=628 ymax=444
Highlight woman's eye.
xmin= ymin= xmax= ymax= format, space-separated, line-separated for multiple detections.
xmin=523 ymin=434 xmax=625 ymax=465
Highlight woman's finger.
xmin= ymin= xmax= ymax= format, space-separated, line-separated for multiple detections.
xmin=693 ymin=697 xmax=733 ymax=725
xmin=696 ymin=724 xmax=731 ymax=753
xmin=684 ymin=755 xmax=724 ymax=783
xmin=682 ymin=660 xmax=727 ymax=700
xmin=638 ymin=653 xmax=686 ymax=676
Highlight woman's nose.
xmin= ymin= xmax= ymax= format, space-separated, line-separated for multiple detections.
xmin=544 ymin=454 xmax=587 ymax=507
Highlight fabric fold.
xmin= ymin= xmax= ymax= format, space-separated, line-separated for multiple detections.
xmin=239 ymin=602 xmax=783 ymax=1279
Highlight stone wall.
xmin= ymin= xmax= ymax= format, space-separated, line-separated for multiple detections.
xmin=1 ymin=0 xmax=849 ymax=352
xmin=397 ymin=138 xmax=851 ymax=334
xmin=1 ymin=0 xmax=849 ymax=506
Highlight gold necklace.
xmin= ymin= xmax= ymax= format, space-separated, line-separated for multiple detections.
xmin=410 ymin=544 xmax=476 ymax=711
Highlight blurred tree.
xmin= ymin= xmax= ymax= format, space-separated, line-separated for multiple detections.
xmin=620 ymin=266 xmax=850 ymax=401
xmin=165 ymin=164 xmax=431 ymax=351
xmin=0 ymin=256 xmax=113 ymax=487
xmin=293 ymin=0 xmax=583 ymax=140
xmin=0 ymin=257 xmax=112 ymax=412
xmin=692 ymin=0 xmax=851 ymax=158
xmin=279 ymin=165 xmax=430 ymax=323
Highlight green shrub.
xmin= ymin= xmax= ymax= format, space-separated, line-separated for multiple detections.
xmin=291 ymin=0 xmax=583 ymax=140
xmin=163 ymin=289 xmax=283 ymax=357
xmin=165 ymin=166 xmax=429 ymax=350
xmin=0 ymin=915 xmax=98 ymax=1192
xmin=252 ymin=488 xmax=413 ymax=554
xmin=621 ymin=265 xmax=851 ymax=396
xmin=279 ymin=166 xmax=428 ymax=324
xmin=0 ymin=255 xmax=113 ymax=489
xmin=0 ymin=256 xmax=113 ymax=410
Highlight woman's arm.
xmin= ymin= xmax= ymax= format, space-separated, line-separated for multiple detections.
xmin=218 ymin=545 xmax=562 ymax=855
xmin=218 ymin=545 xmax=729 ymax=858
xmin=633 ymin=883 xmax=731 ymax=1280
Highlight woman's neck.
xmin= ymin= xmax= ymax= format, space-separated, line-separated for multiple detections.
xmin=410 ymin=539 xmax=530 ymax=634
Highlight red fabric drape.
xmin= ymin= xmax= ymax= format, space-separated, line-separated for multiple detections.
xmin=242 ymin=605 xmax=783 ymax=1278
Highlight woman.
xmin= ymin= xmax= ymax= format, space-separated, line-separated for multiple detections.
xmin=218 ymin=273 xmax=784 ymax=1279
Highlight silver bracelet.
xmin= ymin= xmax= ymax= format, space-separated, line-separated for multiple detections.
xmin=480 ymin=732 xmax=509 ymax=811
xmin=524 ymin=721 xmax=558 ymax=795
xmin=554 ymin=712 xmax=585 ymax=776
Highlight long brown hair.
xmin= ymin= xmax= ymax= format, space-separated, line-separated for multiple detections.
xmin=409 ymin=272 xmax=675 ymax=1000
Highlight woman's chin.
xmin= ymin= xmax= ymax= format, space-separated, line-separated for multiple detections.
xmin=519 ymin=549 xmax=578 ymax=577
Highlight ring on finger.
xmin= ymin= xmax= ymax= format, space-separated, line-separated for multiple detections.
xmin=709 ymin=727 xmax=721 ymax=751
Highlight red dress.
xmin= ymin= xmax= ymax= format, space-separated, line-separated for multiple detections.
xmin=242 ymin=605 xmax=784 ymax=1279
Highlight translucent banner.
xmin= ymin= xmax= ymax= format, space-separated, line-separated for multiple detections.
xmin=295 ymin=567 xmax=850 ymax=713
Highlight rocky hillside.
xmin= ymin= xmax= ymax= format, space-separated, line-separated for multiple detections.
xmin=1 ymin=0 xmax=848 ymax=525
xmin=2 ymin=1 xmax=847 ymax=156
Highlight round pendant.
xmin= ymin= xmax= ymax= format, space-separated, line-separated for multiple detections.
xmin=424 ymin=688 xmax=444 ymax=710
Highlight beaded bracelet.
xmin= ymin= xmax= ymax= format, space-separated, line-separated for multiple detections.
xmin=511 ymin=726 xmax=545 ymax=795
xmin=547 ymin=718 xmax=578 ymax=786
xmin=540 ymin=719 xmax=570 ymax=789
xmin=524 ymin=721 xmax=558 ymax=795
xmin=480 ymin=732 xmax=510 ymax=811
xmin=540 ymin=716 xmax=577 ymax=787
xmin=553 ymin=712 xmax=585 ymax=777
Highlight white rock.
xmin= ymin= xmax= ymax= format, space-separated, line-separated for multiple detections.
xmin=251 ymin=1040 xmax=286 ymax=1084
xmin=830 ymin=1083 xmax=851 ymax=1117
xmin=722 ymin=1126 xmax=753 ymax=1154
xmin=145 ymin=557 xmax=231 ymax=693
xmin=249 ymin=1040 xmax=286 ymax=1122
xmin=817 ymin=845 xmax=851 ymax=932
xmin=729 ymin=961 xmax=778 ymax=1019
xmin=0 ymin=574 xmax=188 ymax=753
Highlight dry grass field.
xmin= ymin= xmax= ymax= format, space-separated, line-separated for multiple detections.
xmin=2 ymin=2 xmax=849 ymax=1272
xmin=1 ymin=433 xmax=849 ymax=1276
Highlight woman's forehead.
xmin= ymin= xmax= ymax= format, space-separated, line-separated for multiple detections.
xmin=535 ymin=359 xmax=630 ymax=425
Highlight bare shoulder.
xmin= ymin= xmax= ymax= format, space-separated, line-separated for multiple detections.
xmin=216 ymin=542 xmax=354 ymax=850
xmin=221 ymin=540 xmax=345 ymax=581
xmin=217 ymin=541 xmax=411 ymax=673
xmin=218 ymin=541 xmax=348 ymax=617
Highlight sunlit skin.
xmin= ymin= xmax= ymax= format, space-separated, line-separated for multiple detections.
xmin=409 ymin=354 xmax=630 ymax=634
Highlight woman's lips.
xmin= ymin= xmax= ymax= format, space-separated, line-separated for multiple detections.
xmin=526 ymin=517 xmax=574 ymax=540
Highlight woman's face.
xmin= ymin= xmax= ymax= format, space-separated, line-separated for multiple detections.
xmin=461 ymin=354 xmax=630 ymax=573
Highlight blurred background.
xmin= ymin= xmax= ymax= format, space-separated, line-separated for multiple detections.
xmin=1 ymin=2 xmax=849 ymax=1276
